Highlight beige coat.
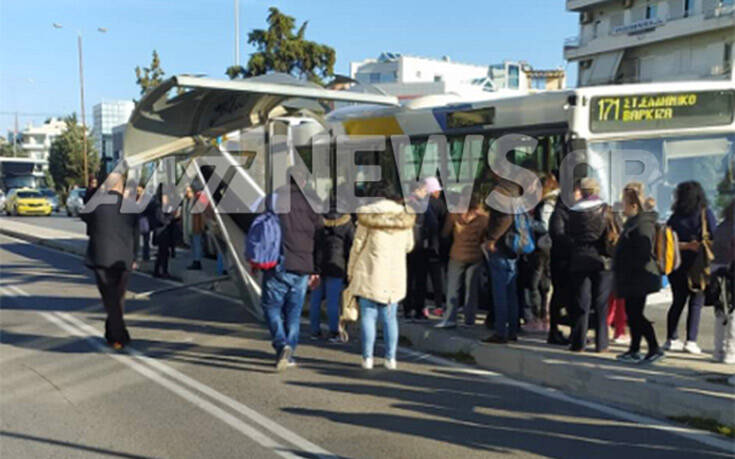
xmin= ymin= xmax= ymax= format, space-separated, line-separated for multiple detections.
xmin=347 ymin=199 xmax=415 ymax=304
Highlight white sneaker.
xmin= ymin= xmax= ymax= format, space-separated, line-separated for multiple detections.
xmin=663 ymin=339 xmax=684 ymax=351
xmin=684 ymin=341 xmax=702 ymax=355
xmin=361 ymin=357 xmax=373 ymax=370
xmin=434 ymin=320 xmax=457 ymax=329
xmin=384 ymin=359 xmax=397 ymax=370
xmin=613 ymin=336 xmax=631 ymax=345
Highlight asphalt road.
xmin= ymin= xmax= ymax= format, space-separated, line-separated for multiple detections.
xmin=1 ymin=214 xmax=719 ymax=354
xmin=1 ymin=233 xmax=733 ymax=458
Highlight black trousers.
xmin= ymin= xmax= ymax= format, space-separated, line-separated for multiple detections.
xmin=624 ymin=295 xmax=658 ymax=354
xmin=94 ymin=267 xmax=131 ymax=344
xmin=405 ymin=249 xmax=444 ymax=317
xmin=570 ymin=269 xmax=612 ymax=352
xmin=155 ymin=239 xmax=171 ymax=276
xmin=667 ymin=269 xmax=704 ymax=342
xmin=549 ymin=261 xmax=570 ymax=334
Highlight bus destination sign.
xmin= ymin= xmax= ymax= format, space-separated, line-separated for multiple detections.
xmin=590 ymin=90 xmax=734 ymax=133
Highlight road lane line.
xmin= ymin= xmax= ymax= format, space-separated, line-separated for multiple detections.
xmin=36 ymin=311 xmax=311 ymax=459
xmin=4 ymin=234 xmax=733 ymax=453
xmin=56 ymin=311 xmax=335 ymax=458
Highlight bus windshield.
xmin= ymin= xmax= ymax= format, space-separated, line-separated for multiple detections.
xmin=4 ymin=176 xmax=37 ymax=190
xmin=588 ymin=134 xmax=734 ymax=219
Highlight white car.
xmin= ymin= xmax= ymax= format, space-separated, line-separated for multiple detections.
xmin=65 ymin=188 xmax=87 ymax=217
xmin=0 ymin=190 xmax=5 ymax=212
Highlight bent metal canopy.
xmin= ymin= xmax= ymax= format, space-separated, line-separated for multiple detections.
xmin=123 ymin=73 xmax=399 ymax=167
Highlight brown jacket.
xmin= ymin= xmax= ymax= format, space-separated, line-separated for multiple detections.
xmin=443 ymin=210 xmax=489 ymax=263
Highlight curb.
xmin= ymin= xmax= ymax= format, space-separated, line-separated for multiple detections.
xmin=0 ymin=226 xmax=241 ymax=300
xmin=399 ymin=322 xmax=735 ymax=427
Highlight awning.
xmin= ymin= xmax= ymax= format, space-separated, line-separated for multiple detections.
xmin=123 ymin=73 xmax=399 ymax=167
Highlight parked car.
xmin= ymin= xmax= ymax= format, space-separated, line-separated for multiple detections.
xmin=66 ymin=188 xmax=86 ymax=217
xmin=0 ymin=189 xmax=5 ymax=212
xmin=39 ymin=188 xmax=60 ymax=212
xmin=5 ymin=188 xmax=53 ymax=216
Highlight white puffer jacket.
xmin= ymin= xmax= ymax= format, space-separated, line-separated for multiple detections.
xmin=347 ymin=199 xmax=415 ymax=304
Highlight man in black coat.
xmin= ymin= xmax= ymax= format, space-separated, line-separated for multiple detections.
xmin=81 ymin=172 xmax=138 ymax=349
xmin=261 ymin=169 xmax=323 ymax=371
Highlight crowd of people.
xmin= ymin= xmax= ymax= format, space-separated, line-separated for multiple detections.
xmin=258 ymin=171 xmax=734 ymax=373
xmin=80 ymin=169 xmax=734 ymax=374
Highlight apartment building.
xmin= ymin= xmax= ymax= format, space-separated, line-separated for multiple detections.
xmin=564 ymin=0 xmax=735 ymax=85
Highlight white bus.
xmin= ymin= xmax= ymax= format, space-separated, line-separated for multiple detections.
xmin=324 ymin=80 xmax=734 ymax=216
xmin=0 ymin=158 xmax=48 ymax=192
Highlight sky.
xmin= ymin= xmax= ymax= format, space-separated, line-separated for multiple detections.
xmin=0 ymin=0 xmax=578 ymax=134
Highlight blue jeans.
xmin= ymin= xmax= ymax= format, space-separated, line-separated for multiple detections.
xmin=216 ymin=251 xmax=226 ymax=275
xmin=191 ymin=233 xmax=203 ymax=262
xmin=310 ymin=276 xmax=344 ymax=335
xmin=260 ymin=270 xmax=309 ymax=354
xmin=359 ymin=298 xmax=398 ymax=360
xmin=488 ymin=253 xmax=519 ymax=338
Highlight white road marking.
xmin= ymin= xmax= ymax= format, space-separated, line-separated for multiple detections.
xmin=3 ymin=232 xmax=734 ymax=453
xmin=37 ymin=312 xmax=298 ymax=458
xmin=0 ymin=273 xmax=334 ymax=458
xmin=57 ymin=311 xmax=335 ymax=458
xmin=37 ymin=310 xmax=333 ymax=459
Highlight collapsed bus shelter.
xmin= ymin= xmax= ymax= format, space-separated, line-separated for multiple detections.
xmin=122 ymin=73 xmax=398 ymax=319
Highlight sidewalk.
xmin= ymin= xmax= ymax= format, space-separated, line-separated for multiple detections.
xmin=1 ymin=218 xmax=733 ymax=428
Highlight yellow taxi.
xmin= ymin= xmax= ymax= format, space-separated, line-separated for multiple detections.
xmin=5 ymin=188 xmax=53 ymax=216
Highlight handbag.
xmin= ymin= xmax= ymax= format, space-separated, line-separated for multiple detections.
xmin=338 ymin=283 xmax=358 ymax=342
xmin=688 ymin=210 xmax=715 ymax=293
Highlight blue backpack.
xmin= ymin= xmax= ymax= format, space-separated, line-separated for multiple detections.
xmin=246 ymin=198 xmax=282 ymax=271
xmin=504 ymin=207 xmax=536 ymax=257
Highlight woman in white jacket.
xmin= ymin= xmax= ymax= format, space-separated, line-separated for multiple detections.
xmin=347 ymin=184 xmax=415 ymax=370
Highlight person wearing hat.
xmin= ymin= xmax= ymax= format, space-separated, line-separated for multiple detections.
xmin=404 ymin=177 xmax=446 ymax=320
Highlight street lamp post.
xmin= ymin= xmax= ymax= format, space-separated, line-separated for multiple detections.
xmin=53 ymin=23 xmax=107 ymax=188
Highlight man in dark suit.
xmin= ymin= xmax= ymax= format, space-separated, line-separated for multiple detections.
xmin=81 ymin=172 xmax=138 ymax=349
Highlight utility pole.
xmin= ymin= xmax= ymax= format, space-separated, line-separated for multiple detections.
xmin=13 ymin=111 xmax=18 ymax=157
xmin=78 ymin=33 xmax=88 ymax=187
xmin=234 ymin=0 xmax=240 ymax=66
xmin=53 ymin=23 xmax=106 ymax=187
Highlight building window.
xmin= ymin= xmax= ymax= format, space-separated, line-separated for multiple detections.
xmin=434 ymin=75 xmax=443 ymax=82
xmin=508 ymin=65 xmax=520 ymax=89
xmin=684 ymin=0 xmax=692 ymax=17
xmin=646 ymin=4 xmax=658 ymax=19
xmin=725 ymin=42 xmax=733 ymax=73
xmin=369 ymin=73 xmax=381 ymax=83
xmin=532 ymin=77 xmax=547 ymax=90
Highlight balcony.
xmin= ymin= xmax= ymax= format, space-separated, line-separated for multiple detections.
xmin=565 ymin=7 xmax=735 ymax=60
xmin=564 ymin=36 xmax=581 ymax=49
xmin=566 ymin=0 xmax=612 ymax=12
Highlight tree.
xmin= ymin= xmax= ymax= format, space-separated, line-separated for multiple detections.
xmin=226 ymin=7 xmax=336 ymax=85
xmin=0 ymin=142 xmax=15 ymax=157
xmin=135 ymin=50 xmax=165 ymax=96
xmin=48 ymin=114 xmax=98 ymax=192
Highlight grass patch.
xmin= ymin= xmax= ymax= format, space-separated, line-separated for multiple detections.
xmin=398 ymin=335 xmax=413 ymax=347
xmin=668 ymin=416 xmax=735 ymax=439
xmin=437 ymin=350 xmax=476 ymax=365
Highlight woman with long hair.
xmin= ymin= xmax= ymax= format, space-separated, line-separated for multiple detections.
xmin=614 ymin=184 xmax=663 ymax=363
xmin=664 ymin=181 xmax=717 ymax=354
xmin=347 ymin=183 xmax=415 ymax=370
